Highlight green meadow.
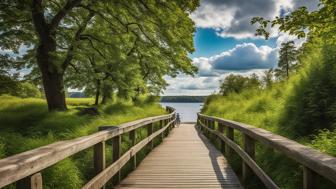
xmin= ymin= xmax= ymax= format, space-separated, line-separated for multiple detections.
xmin=0 ymin=95 xmax=165 ymax=188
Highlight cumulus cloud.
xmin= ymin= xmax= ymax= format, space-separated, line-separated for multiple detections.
xmin=190 ymin=0 xmax=318 ymax=39
xmin=194 ymin=43 xmax=277 ymax=74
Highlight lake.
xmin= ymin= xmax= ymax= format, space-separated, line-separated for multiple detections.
xmin=160 ymin=102 xmax=203 ymax=122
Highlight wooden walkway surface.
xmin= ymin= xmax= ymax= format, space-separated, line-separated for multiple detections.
xmin=116 ymin=123 xmax=243 ymax=189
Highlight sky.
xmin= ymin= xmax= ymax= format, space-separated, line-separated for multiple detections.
xmin=163 ymin=0 xmax=319 ymax=96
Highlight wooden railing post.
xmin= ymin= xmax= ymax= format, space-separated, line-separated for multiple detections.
xmin=94 ymin=141 xmax=105 ymax=173
xmin=226 ymin=127 xmax=234 ymax=156
xmin=160 ymin=120 xmax=164 ymax=141
xmin=129 ymin=130 xmax=136 ymax=170
xmin=242 ymin=134 xmax=255 ymax=182
xmin=16 ymin=173 xmax=42 ymax=189
xmin=95 ymin=127 xmax=107 ymax=176
xmin=147 ymin=123 xmax=154 ymax=150
xmin=218 ymin=122 xmax=225 ymax=154
xmin=112 ymin=134 xmax=121 ymax=184
xmin=303 ymin=167 xmax=315 ymax=189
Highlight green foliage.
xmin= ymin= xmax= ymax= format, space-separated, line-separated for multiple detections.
xmin=0 ymin=95 xmax=165 ymax=188
xmin=0 ymin=74 xmax=41 ymax=98
xmin=202 ymin=39 xmax=336 ymax=188
xmin=310 ymin=129 xmax=336 ymax=156
xmin=219 ymin=74 xmax=261 ymax=95
xmin=279 ymin=41 xmax=336 ymax=137
xmin=251 ymin=0 xmax=336 ymax=42
xmin=0 ymin=74 xmax=20 ymax=96
xmin=276 ymin=41 xmax=299 ymax=79
xmin=16 ymin=82 xmax=41 ymax=98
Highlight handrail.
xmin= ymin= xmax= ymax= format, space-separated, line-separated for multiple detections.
xmin=0 ymin=107 xmax=176 ymax=188
xmin=197 ymin=113 xmax=336 ymax=189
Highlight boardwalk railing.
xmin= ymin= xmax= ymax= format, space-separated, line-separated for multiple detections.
xmin=0 ymin=107 xmax=176 ymax=189
xmin=197 ymin=113 xmax=336 ymax=189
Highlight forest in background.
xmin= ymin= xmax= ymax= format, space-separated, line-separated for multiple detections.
xmin=160 ymin=96 xmax=206 ymax=103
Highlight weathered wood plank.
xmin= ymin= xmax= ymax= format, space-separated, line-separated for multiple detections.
xmin=82 ymin=121 xmax=173 ymax=189
xmin=116 ymin=124 xmax=243 ymax=189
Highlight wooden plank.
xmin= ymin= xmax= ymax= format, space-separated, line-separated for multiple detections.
xmin=198 ymin=113 xmax=336 ymax=184
xmin=16 ymin=172 xmax=42 ymax=189
xmin=116 ymin=124 xmax=243 ymax=189
xmin=82 ymin=121 xmax=173 ymax=189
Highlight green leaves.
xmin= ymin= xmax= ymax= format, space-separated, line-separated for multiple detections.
xmin=252 ymin=1 xmax=336 ymax=43
xmin=1 ymin=0 xmax=199 ymax=106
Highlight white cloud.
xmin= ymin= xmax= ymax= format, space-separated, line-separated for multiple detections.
xmin=194 ymin=43 xmax=277 ymax=73
xmin=163 ymin=43 xmax=277 ymax=95
xmin=190 ymin=0 xmax=319 ymax=39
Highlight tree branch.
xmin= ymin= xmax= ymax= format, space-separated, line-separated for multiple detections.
xmin=62 ymin=11 xmax=95 ymax=70
xmin=50 ymin=0 xmax=83 ymax=30
xmin=31 ymin=0 xmax=49 ymax=40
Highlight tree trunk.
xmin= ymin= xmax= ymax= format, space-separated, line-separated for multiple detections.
xmin=36 ymin=38 xmax=67 ymax=111
xmin=95 ymin=79 xmax=101 ymax=106
xmin=41 ymin=68 xmax=67 ymax=111
xmin=101 ymin=82 xmax=113 ymax=104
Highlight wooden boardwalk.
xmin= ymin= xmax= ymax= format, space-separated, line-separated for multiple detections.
xmin=116 ymin=123 xmax=243 ymax=189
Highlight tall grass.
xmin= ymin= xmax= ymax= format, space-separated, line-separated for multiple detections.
xmin=0 ymin=95 xmax=166 ymax=188
xmin=202 ymin=41 xmax=336 ymax=188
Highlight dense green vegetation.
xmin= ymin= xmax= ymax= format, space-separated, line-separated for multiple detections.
xmin=160 ymin=96 xmax=206 ymax=103
xmin=202 ymin=1 xmax=336 ymax=187
xmin=0 ymin=95 xmax=165 ymax=188
xmin=203 ymin=39 xmax=336 ymax=189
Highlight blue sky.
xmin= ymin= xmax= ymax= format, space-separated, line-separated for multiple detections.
xmin=191 ymin=28 xmax=277 ymax=58
xmin=163 ymin=0 xmax=319 ymax=96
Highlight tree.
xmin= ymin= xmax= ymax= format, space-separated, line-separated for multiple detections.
xmin=262 ymin=69 xmax=274 ymax=88
xmin=1 ymin=0 xmax=199 ymax=111
xmin=219 ymin=74 xmax=261 ymax=96
xmin=276 ymin=41 xmax=298 ymax=79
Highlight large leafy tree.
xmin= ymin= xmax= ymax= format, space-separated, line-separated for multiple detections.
xmin=0 ymin=0 xmax=199 ymax=111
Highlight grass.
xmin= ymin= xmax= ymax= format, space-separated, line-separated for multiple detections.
xmin=201 ymin=43 xmax=336 ymax=188
xmin=0 ymin=95 xmax=166 ymax=188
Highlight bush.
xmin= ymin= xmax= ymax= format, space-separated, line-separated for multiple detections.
xmin=17 ymin=82 xmax=42 ymax=98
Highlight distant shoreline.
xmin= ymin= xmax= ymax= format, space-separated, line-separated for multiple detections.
xmin=160 ymin=96 xmax=207 ymax=103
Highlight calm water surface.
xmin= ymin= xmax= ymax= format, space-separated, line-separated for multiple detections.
xmin=160 ymin=103 xmax=203 ymax=122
